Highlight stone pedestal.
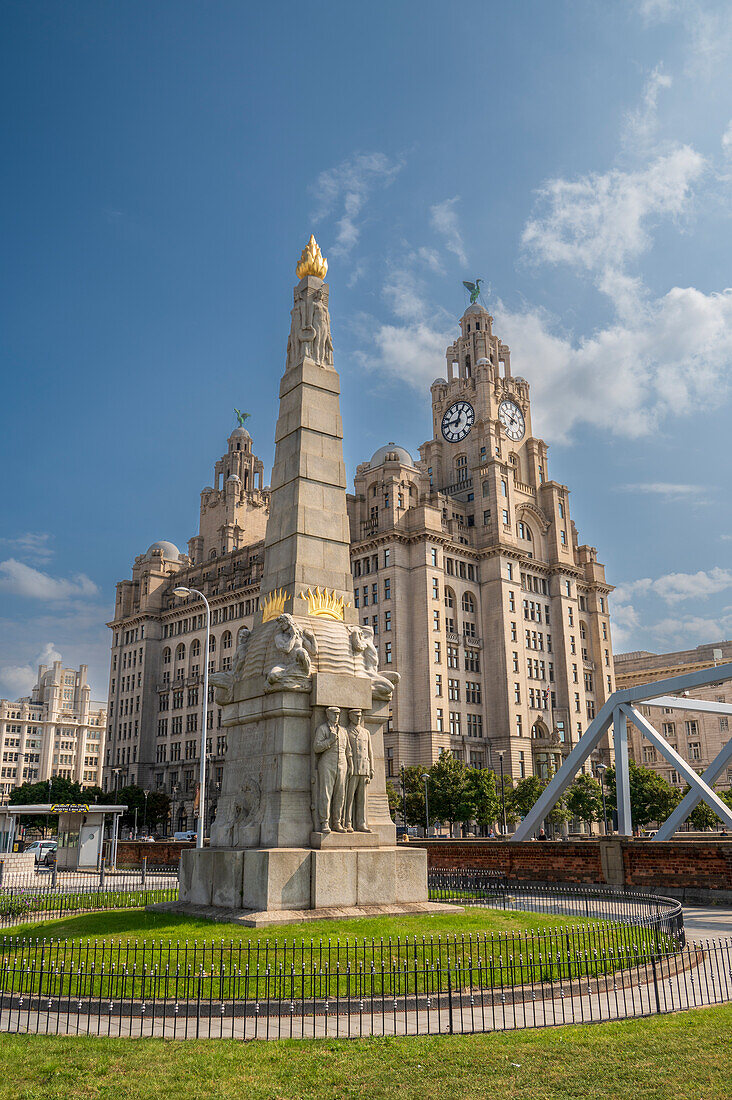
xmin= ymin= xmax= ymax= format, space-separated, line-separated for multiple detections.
xmin=163 ymin=843 xmax=452 ymax=926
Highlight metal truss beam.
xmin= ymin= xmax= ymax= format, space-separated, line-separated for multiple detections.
xmin=621 ymin=704 xmax=732 ymax=832
xmin=645 ymin=695 xmax=732 ymax=716
xmin=654 ymin=737 xmax=732 ymax=841
xmin=511 ymin=661 xmax=732 ymax=842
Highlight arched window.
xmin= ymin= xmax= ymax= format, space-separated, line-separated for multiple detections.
xmin=209 ymin=548 xmax=217 ymax=559
xmin=517 ymin=522 xmax=532 ymax=541
xmin=444 ymin=587 xmax=455 ymax=609
xmin=580 ymin=622 xmax=587 ymax=640
xmin=461 ymin=592 xmax=476 ymax=614
xmin=162 ymin=647 xmax=171 ymax=665
xmin=191 ymin=639 xmax=201 ymax=657
xmin=175 ymin=643 xmax=186 ymax=662
xmin=222 ymin=630 xmax=232 ymax=650
xmin=531 ymin=720 xmax=548 ymax=740
xmin=482 ymin=480 xmax=489 ymax=497
xmin=455 ymin=454 xmax=468 ymax=482
xmin=209 ymin=635 xmax=216 ymax=652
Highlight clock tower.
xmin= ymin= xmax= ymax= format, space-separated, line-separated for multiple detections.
xmin=421 ymin=301 xmax=546 ymax=535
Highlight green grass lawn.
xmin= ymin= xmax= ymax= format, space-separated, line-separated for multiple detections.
xmin=0 ymin=1006 xmax=729 ymax=1099
xmin=0 ymin=907 xmax=674 ymax=1001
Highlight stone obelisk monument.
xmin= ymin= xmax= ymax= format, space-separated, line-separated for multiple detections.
xmin=174 ymin=237 xmax=440 ymax=924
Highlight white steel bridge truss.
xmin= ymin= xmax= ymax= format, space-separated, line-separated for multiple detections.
xmin=512 ymin=661 xmax=732 ymax=842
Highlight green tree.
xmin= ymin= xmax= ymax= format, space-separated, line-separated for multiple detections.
xmin=386 ymin=781 xmax=402 ymax=823
xmin=509 ymin=775 xmax=568 ymax=834
xmin=604 ymin=761 xmax=681 ymax=828
xmin=396 ymin=765 xmax=429 ymax=827
xmin=566 ymin=773 xmax=603 ymax=830
xmin=509 ymin=775 xmax=544 ymax=821
xmin=465 ymin=768 xmax=500 ymax=832
xmin=427 ymin=753 xmax=472 ymax=830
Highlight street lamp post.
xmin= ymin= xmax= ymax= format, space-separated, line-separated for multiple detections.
xmin=143 ymin=789 xmax=150 ymax=837
xmin=422 ymin=773 xmax=430 ymax=837
xmin=173 ymin=586 xmax=211 ymax=849
xmin=400 ymin=764 xmax=407 ymax=833
xmin=596 ymin=763 xmax=609 ymax=836
xmin=498 ymin=751 xmax=507 ymax=836
xmin=47 ymin=778 xmax=52 ymax=839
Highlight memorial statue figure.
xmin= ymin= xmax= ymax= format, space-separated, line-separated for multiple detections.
xmin=349 ymin=624 xmax=400 ymax=700
xmin=265 ymin=613 xmax=318 ymax=692
xmin=312 ymin=290 xmax=333 ymax=367
xmin=210 ymin=624 xmax=252 ymax=705
xmin=312 ymin=707 xmax=352 ymax=834
xmin=344 ymin=709 xmax=373 ymax=832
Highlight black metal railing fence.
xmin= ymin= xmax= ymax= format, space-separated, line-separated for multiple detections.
xmin=0 ymin=938 xmax=728 ymax=1039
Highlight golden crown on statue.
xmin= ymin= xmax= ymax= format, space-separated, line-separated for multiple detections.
xmin=295 ymin=234 xmax=328 ymax=280
xmin=303 ymin=586 xmax=348 ymax=622
xmin=261 ymin=588 xmax=289 ymax=623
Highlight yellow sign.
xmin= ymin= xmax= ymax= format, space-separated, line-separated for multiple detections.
xmin=50 ymin=804 xmax=89 ymax=813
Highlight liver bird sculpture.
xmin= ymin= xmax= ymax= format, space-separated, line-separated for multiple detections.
xmin=462 ymin=278 xmax=483 ymax=305
xmin=234 ymin=409 xmax=251 ymax=428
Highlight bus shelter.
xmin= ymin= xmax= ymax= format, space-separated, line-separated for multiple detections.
xmin=0 ymin=804 xmax=127 ymax=869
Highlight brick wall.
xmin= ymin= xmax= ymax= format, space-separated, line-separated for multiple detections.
xmin=116 ymin=841 xmax=192 ymax=867
xmin=412 ymin=838 xmax=732 ymax=892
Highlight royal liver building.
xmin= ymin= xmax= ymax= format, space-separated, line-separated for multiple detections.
xmin=104 ymin=285 xmax=615 ymax=831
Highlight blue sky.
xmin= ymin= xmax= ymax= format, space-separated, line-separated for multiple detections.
xmin=2 ymin=0 xmax=732 ymax=699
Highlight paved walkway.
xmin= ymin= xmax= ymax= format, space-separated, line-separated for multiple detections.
xmin=682 ymin=905 xmax=732 ymax=942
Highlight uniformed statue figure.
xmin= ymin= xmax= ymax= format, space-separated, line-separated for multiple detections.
xmin=313 ymin=707 xmax=352 ymax=834
xmin=345 ymin=709 xmax=374 ymax=832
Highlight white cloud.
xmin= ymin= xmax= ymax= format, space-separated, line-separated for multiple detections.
xmin=521 ymin=146 xmax=705 ymax=284
xmin=0 ymin=532 xmax=53 ymax=562
xmin=622 ymin=65 xmax=672 ymax=151
xmin=619 ymin=482 xmax=707 ymax=498
xmin=614 ymin=566 xmax=732 ymax=605
xmin=0 ymin=559 xmax=98 ymax=601
xmin=639 ymin=1 xmax=732 ymax=78
xmin=313 ymin=153 xmax=403 ymax=258
xmin=722 ymin=121 xmax=732 ymax=155
xmin=492 ymin=282 xmax=732 ymax=443
xmin=0 ymin=642 xmax=63 ymax=700
xmin=430 ymin=198 xmax=468 ymax=267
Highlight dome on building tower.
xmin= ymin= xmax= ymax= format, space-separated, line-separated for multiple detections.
xmin=369 ymin=443 xmax=414 ymax=468
xmin=145 ymin=540 xmax=181 ymax=561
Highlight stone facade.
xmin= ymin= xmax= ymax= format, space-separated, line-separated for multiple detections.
xmin=104 ymin=300 xmax=615 ymax=825
xmin=348 ymin=303 xmax=615 ymax=781
xmin=0 ymin=662 xmax=106 ymax=796
xmin=615 ymin=641 xmax=732 ymax=792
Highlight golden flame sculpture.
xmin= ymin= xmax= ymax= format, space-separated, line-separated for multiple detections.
xmin=261 ymin=588 xmax=289 ymax=623
xmin=296 ymin=234 xmax=328 ymax=280
xmin=303 ymin=586 xmax=348 ymax=622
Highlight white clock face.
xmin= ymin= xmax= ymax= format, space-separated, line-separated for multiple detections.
xmin=498 ymin=399 xmax=525 ymax=441
xmin=441 ymin=401 xmax=475 ymax=442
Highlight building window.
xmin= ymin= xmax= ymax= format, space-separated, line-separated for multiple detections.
xmin=384 ymin=641 xmax=392 ymax=664
xmin=433 ymin=609 xmax=440 ymax=631
xmin=384 ymin=578 xmax=391 ymax=599
xmin=689 ymin=742 xmax=702 ymax=760
xmin=384 ymin=610 xmax=392 ymax=631
xmin=685 ymin=720 xmax=699 ymax=738
xmin=449 ymin=711 xmax=461 ymax=735
xmin=434 ymin=641 xmax=441 ymax=663
xmin=447 ymin=645 xmax=459 ymax=669
xmin=436 ymin=708 xmax=443 ymax=732
xmin=431 ymin=548 xmax=438 ymax=567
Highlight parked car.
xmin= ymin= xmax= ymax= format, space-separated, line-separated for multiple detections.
xmin=173 ymin=831 xmax=197 ymax=842
xmin=25 ymin=840 xmax=57 ymax=866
